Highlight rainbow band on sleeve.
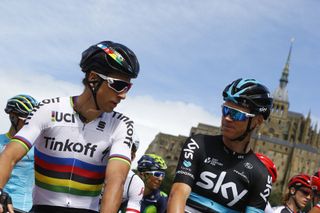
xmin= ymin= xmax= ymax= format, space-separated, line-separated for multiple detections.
xmin=109 ymin=154 xmax=131 ymax=166
xmin=10 ymin=136 xmax=32 ymax=152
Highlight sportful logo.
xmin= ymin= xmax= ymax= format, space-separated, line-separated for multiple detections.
xmin=112 ymin=112 xmax=134 ymax=148
xmin=196 ymin=171 xmax=248 ymax=206
xmin=183 ymin=138 xmax=199 ymax=160
xmin=51 ymin=111 xmax=76 ymax=123
xmin=44 ymin=136 xmax=97 ymax=157
xmin=96 ymin=121 xmax=106 ymax=131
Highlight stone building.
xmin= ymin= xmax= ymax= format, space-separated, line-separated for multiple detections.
xmin=145 ymin=41 xmax=320 ymax=193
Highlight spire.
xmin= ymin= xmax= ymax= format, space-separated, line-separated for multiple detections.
xmin=280 ymin=38 xmax=294 ymax=89
xmin=307 ymin=109 xmax=311 ymax=120
xmin=272 ymin=38 xmax=294 ymax=102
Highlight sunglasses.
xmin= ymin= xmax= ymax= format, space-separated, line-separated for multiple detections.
xmin=222 ymin=105 xmax=255 ymax=121
xmin=95 ymin=73 xmax=132 ymax=93
xmin=298 ymin=189 xmax=312 ymax=197
xmin=144 ymin=171 xmax=165 ymax=178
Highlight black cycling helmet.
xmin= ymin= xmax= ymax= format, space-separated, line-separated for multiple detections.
xmin=80 ymin=40 xmax=139 ymax=78
xmin=223 ymin=78 xmax=273 ymax=120
xmin=5 ymin=94 xmax=38 ymax=118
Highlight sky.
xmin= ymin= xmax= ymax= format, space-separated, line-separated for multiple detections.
xmin=0 ymin=1 xmax=319 ymax=165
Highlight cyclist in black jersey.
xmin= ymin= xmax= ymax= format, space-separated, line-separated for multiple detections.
xmin=0 ymin=40 xmax=140 ymax=213
xmin=137 ymin=154 xmax=168 ymax=213
xmin=273 ymin=174 xmax=312 ymax=213
xmin=168 ymin=78 xmax=274 ymax=213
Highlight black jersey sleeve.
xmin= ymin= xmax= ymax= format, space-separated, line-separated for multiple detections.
xmin=245 ymin=156 xmax=273 ymax=211
xmin=173 ymin=134 xmax=205 ymax=187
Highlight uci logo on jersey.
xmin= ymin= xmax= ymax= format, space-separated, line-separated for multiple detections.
xmin=183 ymin=138 xmax=199 ymax=160
xmin=51 ymin=111 xmax=76 ymax=123
xmin=196 ymin=171 xmax=248 ymax=206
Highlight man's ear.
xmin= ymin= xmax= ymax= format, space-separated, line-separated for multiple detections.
xmin=290 ymin=187 xmax=296 ymax=195
xmin=253 ymin=114 xmax=264 ymax=128
xmin=88 ymin=71 xmax=99 ymax=81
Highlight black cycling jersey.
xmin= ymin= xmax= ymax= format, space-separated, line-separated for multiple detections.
xmin=173 ymin=134 xmax=272 ymax=213
xmin=141 ymin=189 xmax=167 ymax=213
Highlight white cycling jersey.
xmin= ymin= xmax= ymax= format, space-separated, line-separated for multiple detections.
xmin=11 ymin=96 xmax=135 ymax=212
xmin=265 ymin=202 xmax=274 ymax=213
xmin=120 ymin=170 xmax=144 ymax=213
xmin=272 ymin=205 xmax=295 ymax=213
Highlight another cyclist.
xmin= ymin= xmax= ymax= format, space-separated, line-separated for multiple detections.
xmin=273 ymin=174 xmax=312 ymax=213
xmin=256 ymin=153 xmax=278 ymax=213
xmin=113 ymin=134 xmax=145 ymax=213
xmin=0 ymin=94 xmax=38 ymax=212
xmin=168 ymin=78 xmax=274 ymax=213
xmin=137 ymin=154 xmax=168 ymax=213
xmin=308 ymin=171 xmax=320 ymax=213
xmin=0 ymin=40 xmax=140 ymax=213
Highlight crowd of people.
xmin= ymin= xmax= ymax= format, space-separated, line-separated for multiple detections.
xmin=0 ymin=40 xmax=319 ymax=213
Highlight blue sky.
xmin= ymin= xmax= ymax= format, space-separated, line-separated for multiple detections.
xmin=0 ymin=1 xmax=319 ymax=162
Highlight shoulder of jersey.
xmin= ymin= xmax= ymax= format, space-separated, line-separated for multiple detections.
xmin=108 ymin=111 xmax=134 ymax=124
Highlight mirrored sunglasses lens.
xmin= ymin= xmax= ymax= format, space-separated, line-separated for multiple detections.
xmin=109 ymin=80 xmax=131 ymax=92
xmin=222 ymin=106 xmax=229 ymax=116
xmin=154 ymin=172 xmax=165 ymax=178
xmin=222 ymin=106 xmax=247 ymax=121
xmin=230 ymin=110 xmax=246 ymax=121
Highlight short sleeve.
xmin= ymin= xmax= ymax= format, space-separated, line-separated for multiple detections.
xmin=173 ymin=135 xmax=204 ymax=187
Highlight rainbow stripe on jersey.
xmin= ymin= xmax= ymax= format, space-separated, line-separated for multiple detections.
xmin=34 ymin=148 xmax=106 ymax=197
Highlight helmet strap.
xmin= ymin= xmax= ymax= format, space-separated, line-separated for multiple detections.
xmin=87 ymin=77 xmax=104 ymax=111
xmin=230 ymin=118 xmax=254 ymax=142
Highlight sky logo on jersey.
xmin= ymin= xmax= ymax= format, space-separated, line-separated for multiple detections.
xmin=260 ymin=175 xmax=272 ymax=202
xmin=183 ymin=138 xmax=199 ymax=160
xmin=51 ymin=111 xmax=76 ymax=123
xmin=196 ymin=171 xmax=248 ymax=206
xmin=43 ymin=136 xmax=97 ymax=157
xmin=183 ymin=160 xmax=192 ymax=167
